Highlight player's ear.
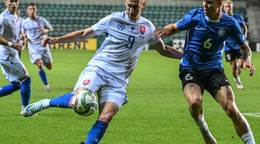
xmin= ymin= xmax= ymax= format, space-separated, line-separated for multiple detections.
xmin=217 ymin=0 xmax=224 ymax=7
xmin=142 ymin=1 xmax=146 ymax=9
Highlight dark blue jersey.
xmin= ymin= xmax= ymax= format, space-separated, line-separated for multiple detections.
xmin=224 ymin=14 xmax=246 ymax=51
xmin=177 ymin=8 xmax=246 ymax=72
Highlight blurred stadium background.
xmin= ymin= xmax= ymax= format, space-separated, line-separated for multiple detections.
xmin=1 ymin=0 xmax=259 ymax=50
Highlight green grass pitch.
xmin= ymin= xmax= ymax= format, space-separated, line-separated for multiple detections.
xmin=0 ymin=49 xmax=259 ymax=144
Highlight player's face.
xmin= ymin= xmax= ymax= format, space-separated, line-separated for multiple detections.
xmin=223 ymin=2 xmax=233 ymax=15
xmin=125 ymin=0 xmax=145 ymax=21
xmin=27 ymin=5 xmax=37 ymax=19
xmin=203 ymin=0 xmax=221 ymax=17
xmin=5 ymin=0 xmax=19 ymax=14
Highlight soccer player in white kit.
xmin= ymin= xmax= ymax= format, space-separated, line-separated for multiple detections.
xmin=22 ymin=3 xmax=53 ymax=91
xmin=23 ymin=0 xmax=182 ymax=143
xmin=0 ymin=0 xmax=31 ymax=115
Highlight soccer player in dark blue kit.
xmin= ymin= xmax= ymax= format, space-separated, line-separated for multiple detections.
xmin=223 ymin=0 xmax=247 ymax=89
xmin=154 ymin=0 xmax=255 ymax=143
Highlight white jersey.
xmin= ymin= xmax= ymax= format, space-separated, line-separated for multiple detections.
xmin=17 ymin=17 xmax=24 ymax=35
xmin=22 ymin=16 xmax=52 ymax=45
xmin=90 ymin=11 xmax=159 ymax=83
xmin=0 ymin=10 xmax=20 ymax=60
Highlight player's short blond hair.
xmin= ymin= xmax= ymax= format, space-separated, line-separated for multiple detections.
xmin=224 ymin=0 xmax=233 ymax=4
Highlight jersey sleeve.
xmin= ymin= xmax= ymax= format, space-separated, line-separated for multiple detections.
xmin=21 ymin=20 xmax=26 ymax=33
xmin=230 ymin=20 xmax=246 ymax=45
xmin=0 ymin=16 xmax=5 ymax=35
xmin=92 ymin=15 xmax=111 ymax=36
xmin=176 ymin=9 xmax=195 ymax=31
xmin=236 ymin=15 xmax=246 ymax=27
xmin=148 ymin=21 xmax=160 ymax=45
xmin=43 ymin=17 xmax=53 ymax=29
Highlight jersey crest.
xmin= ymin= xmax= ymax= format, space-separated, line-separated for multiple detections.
xmin=218 ymin=28 xmax=226 ymax=36
xmin=83 ymin=79 xmax=90 ymax=85
xmin=140 ymin=25 xmax=146 ymax=35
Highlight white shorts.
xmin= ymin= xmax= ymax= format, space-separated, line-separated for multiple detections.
xmin=74 ymin=66 xmax=128 ymax=108
xmin=0 ymin=56 xmax=28 ymax=82
xmin=28 ymin=43 xmax=52 ymax=64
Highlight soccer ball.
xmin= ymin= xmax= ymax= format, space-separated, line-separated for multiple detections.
xmin=71 ymin=90 xmax=98 ymax=116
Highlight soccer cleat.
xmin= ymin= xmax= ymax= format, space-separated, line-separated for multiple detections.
xmin=20 ymin=105 xmax=27 ymax=116
xmin=45 ymin=85 xmax=50 ymax=91
xmin=23 ymin=99 xmax=49 ymax=117
xmin=237 ymin=84 xmax=244 ymax=89
xmin=236 ymin=81 xmax=243 ymax=89
xmin=20 ymin=109 xmax=25 ymax=115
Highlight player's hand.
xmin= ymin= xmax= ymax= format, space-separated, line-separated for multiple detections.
xmin=40 ymin=28 xmax=48 ymax=34
xmin=243 ymin=62 xmax=255 ymax=76
xmin=154 ymin=29 xmax=171 ymax=38
xmin=42 ymin=37 xmax=54 ymax=47
xmin=81 ymin=29 xmax=88 ymax=37
xmin=12 ymin=43 xmax=22 ymax=52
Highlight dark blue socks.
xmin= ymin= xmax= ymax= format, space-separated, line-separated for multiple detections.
xmin=20 ymin=77 xmax=31 ymax=106
xmin=0 ymin=81 xmax=20 ymax=97
xmin=39 ymin=69 xmax=48 ymax=85
xmin=86 ymin=120 xmax=108 ymax=144
xmin=49 ymin=93 xmax=74 ymax=108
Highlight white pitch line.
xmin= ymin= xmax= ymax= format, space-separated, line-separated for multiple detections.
xmin=243 ymin=113 xmax=260 ymax=118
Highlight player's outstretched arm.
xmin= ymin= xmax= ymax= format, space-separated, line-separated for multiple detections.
xmin=40 ymin=27 xmax=54 ymax=35
xmin=154 ymin=23 xmax=180 ymax=38
xmin=240 ymin=43 xmax=255 ymax=76
xmin=151 ymin=39 xmax=182 ymax=59
xmin=41 ymin=27 xmax=97 ymax=47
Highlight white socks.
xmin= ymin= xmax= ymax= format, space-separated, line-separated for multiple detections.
xmin=194 ymin=115 xmax=255 ymax=144
xmin=234 ymin=76 xmax=242 ymax=85
xmin=194 ymin=115 xmax=217 ymax=144
xmin=241 ymin=132 xmax=255 ymax=144
xmin=195 ymin=115 xmax=208 ymax=130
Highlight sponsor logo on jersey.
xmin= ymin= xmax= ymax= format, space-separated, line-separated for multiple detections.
xmin=117 ymin=23 xmax=125 ymax=30
xmin=140 ymin=25 xmax=146 ymax=35
xmin=218 ymin=28 xmax=225 ymax=36
xmin=83 ymin=79 xmax=90 ymax=85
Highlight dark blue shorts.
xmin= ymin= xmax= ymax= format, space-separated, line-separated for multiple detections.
xmin=179 ymin=68 xmax=230 ymax=97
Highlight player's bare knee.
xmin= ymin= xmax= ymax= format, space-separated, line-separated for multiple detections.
xmin=98 ymin=112 xmax=114 ymax=123
xmin=37 ymin=63 xmax=44 ymax=70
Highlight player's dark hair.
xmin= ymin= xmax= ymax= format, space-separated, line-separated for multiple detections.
xmin=27 ymin=3 xmax=36 ymax=8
